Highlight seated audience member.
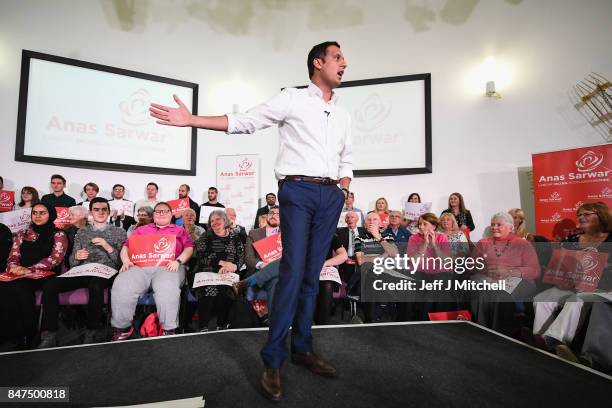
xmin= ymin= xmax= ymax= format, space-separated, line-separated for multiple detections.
xmin=0 ymin=223 xmax=12 ymax=271
xmin=438 ymin=212 xmax=470 ymax=257
xmin=405 ymin=213 xmax=453 ymax=320
xmin=373 ymin=197 xmax=391 ymax=229
xmin=78 ymin=182 xmax=99 ymax=209
xmin=315 ymin=235 xmax=348 ymax=325
xmin=134 ymin=182 xmax=159 ymax=214
xmin=254 ymin=193 xmax=277 ymax=229
xmin=526 ymin=202 xmax=611 ymax=351
xmin=65 ymin=206 xmax=89 ymax=265
xmin=183 ymin=208 xmax=205 ymax=241
xmin=177 ymin=184 xmax=201 ymax=225
xmin=109 ymin=184 xmax=136 ymax=231
xmin=41 ymin=174 xmax=76 ymax=208
xmin=14 ymin=186 xmax=39 ymax=209
xmin=234 ymin=207 xmax=281 ymax=309
xmin=405 ymin=193 xmax=422 ymax=234
xmin=342 ymin=191 xmax=365 ymax=226
xmin=226 ymin=207 xmax=247 ymax=246
xmin=355 ymin=211 xmax=399 ymax=323
xmin=127 ymin=206 xmax=154 ymax=237
xmin=508 ymin=208 xmax=534 ymax=241
xmin=0 ymin=203 xmax=68 ymax=347
xmin=470 ymin=212 xmax=540 ymax=334
xmin=383 ymin=210 xmax=411 ymax=246
xmin=190 ymin=210 xmax=244 ymax=331
xmin=111 ymin=202 xmax=194 ymax=339
xmin=337 ymin=211 xmax=366 ymax=289
xmin=441 ymin=192 xmax=475 ymax=232
xmin=38 ymin=198 xmax=127 ymax=348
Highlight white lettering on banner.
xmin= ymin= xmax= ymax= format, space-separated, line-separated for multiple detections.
xmin=0 ymin=208 xmax=32 ymax=233
xmin=216 ymin=155 xmax=259 ymax=230
xmin=319 ymin=266 xmax=342 ymax=285
xmin=59 ymin=263 xmax=118 ymax=279
xmin=193 ymin=272 xmax=239 ymax=288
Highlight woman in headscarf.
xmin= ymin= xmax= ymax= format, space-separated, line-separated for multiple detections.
xmin=0 ymin=203 xmax=68 ymax=348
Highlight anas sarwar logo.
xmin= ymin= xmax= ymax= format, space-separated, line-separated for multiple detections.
xmin=354 ymin=93 xmax=391 ymax=132
xmin=550 ymin=192 xmax=561 ymax=200
xmin=238 ymin=158 xmax=253 ymax=172
xmin=0 ymin=192 xmax=11 ymax=205
xmin=551 ymin=212 xmax=562 ymax=222
xmin=602 ymin=187 xmax=612 ymax=196
xmin=19 ymin=211 xmax=31 ymax=224
xmin=575 ymin=151 xmax=604 ymax=172
xmin=177 ymin=200 xmax=188 ymax=210
xmin=120 ymin=89 xmax=153 ymax=126
xmin=56 ymin=208 xmax=70 ymax=221
xmin=574 ymin=201 xmax=584 ymax=210
xmin=153 ymin=237 xmax=171 ymax=253
xmin=577 ymin=247 xmax=599 ymax=274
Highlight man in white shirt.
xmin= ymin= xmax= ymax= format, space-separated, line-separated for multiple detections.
xmin=133 ymin=182 xmax=159 ymax=214
xmin=150 ymin=41 xmax=351 ymax=401
xmin=108 ymin=184 xmax=135 ymax=231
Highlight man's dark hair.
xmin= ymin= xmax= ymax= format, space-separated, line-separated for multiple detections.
xmin=51 ymin=174 xmax=66 ymax=184
xmin=113 ymin=184 xmax=125 ymax=190
xmin=0 ymin=176 xmax=3 ymax=184
xmin=307 ymin=41 xmax=340 ymax=79
xmin=84 ymin=182 xmax=99 ymax=193
xmin=147 ymin=182 xmax=159 ymax=190
xmin=208 ymin=187 xmax=218 ymax=193
xmin=180 ymin=184 xmax=191 ymax=192
xmin=89 ymin=197 xmax=110 ymax=211
xmin=266 ymin=193 xmax=276 ymax=198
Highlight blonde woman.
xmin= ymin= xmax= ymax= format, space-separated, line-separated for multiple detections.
xmin=374 ymin=197 xmax=390 ymax=229
xmin=508 ymin=208 xmax=533 ymax=241
xmin=438 ymin=212 xmax=469 ymax=256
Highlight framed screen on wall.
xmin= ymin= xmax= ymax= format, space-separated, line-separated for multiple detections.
xmin=15 ymin=50 xmax=198 ymax=175
xmin=334 ymin=74 xmax=432 ymax=177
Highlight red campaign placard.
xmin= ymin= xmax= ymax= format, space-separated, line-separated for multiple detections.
xmin=532 ymin=145 xmax=612 ymax=241
xmin=128 ymin=234 xmax=176 ymax=267
xmin=428 ymin=309 xmax=472 ymax=322
xmin=0 ymin=190 xmax=15 ymax=212
xmin=54 ymin=207 xmax=71 ymax=229
xmin=0 ymin=270 xmax=55 ymax=282
xmin=167 ymin=198 xmax=190 ymax=217
xmin=543 ymin=248 xmax=608 ymax=292
xmin=252 ymin=233 xmax=283 ymax=263
xmin=379 ymin=212 xmax=389 ymax=229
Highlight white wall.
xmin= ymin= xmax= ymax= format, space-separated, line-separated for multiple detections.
xmin=0 ymin=0 xmax=610 ymax=236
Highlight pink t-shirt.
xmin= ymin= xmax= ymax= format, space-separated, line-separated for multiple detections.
xmin=124 ymin=224 xmax=194 ymax=258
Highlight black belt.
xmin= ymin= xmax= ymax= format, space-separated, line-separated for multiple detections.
xmin=284 ymin=175 xmax=339 ymax=185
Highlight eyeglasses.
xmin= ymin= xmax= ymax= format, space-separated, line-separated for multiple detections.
xmin=577 ymin=212 xmax=597 ymax=219
xmin=32 ymin=211 xmax=48 ymax=216
xmin=268 ymin=212 xmax=280 ymax=216
xmin=154 ymin=210 xmax=172 ymax=215
xmin=92 ymin=207 xmax=109 ymax=213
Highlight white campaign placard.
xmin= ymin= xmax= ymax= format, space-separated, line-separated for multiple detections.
xmin=319 ymin=266 xmax=342 ymax=284
xmin=337 ymin=211 xmax=364 ymax=228
xmin=0 ymin=208 xmax=32 ymax=233
xmin=404 ymin=202 xmax=432 ymax=220
xmin=216 ymin=155 xmax=259 ymax=229
xmin=109 ymin=199 xmax=135 ymax=218
xmin=199 ymin=206 xmax=224 ymax=224
xmin=193 ymin=272 xmax=239 ymax=288
xmin=59 ymin=263 xmax=118 ymax=279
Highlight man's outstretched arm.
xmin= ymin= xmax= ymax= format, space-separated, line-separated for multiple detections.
xmin=149 ymin=94 xmax=228 ymax=131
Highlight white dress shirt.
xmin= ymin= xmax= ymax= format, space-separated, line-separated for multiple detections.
xmin=227 ymin=82 xmax=353 ymax=181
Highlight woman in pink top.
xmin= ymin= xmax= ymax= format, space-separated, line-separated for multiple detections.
xmin=470 ymin=212 xmax=540 ymax=333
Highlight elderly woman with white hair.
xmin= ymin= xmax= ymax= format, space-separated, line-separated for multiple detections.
xmin=190 ymin=210 xmax=244 ymax=331
xmin=470 ymin=212 xmax=540 ymax=333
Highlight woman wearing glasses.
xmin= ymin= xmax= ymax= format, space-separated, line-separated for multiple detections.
xmin=110 ymin=202 xmax=194 ymax=340
xmin=37 ymin=198 xmax=127 ymax=348
xmin=526 ymin=202 xmax=611 ymax=352
xmin=0 ymin=203 xmax=68 ymax=349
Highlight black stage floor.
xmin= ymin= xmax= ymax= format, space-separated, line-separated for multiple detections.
xmin=0 ymin=321 xmax=610 ymax=407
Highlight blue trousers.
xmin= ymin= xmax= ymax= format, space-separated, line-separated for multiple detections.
xmin=260 ymin=180 xmax=344 ymax=368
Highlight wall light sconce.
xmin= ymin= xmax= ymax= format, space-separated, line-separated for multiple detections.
xmin=485 ymin=81 xmax=501 ymax=98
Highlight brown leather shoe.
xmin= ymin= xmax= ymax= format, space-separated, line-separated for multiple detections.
xmin=261 ymin=367 xmax=282 ymax=401
xmin=291 ymin=352 xmax=337 ymax=378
